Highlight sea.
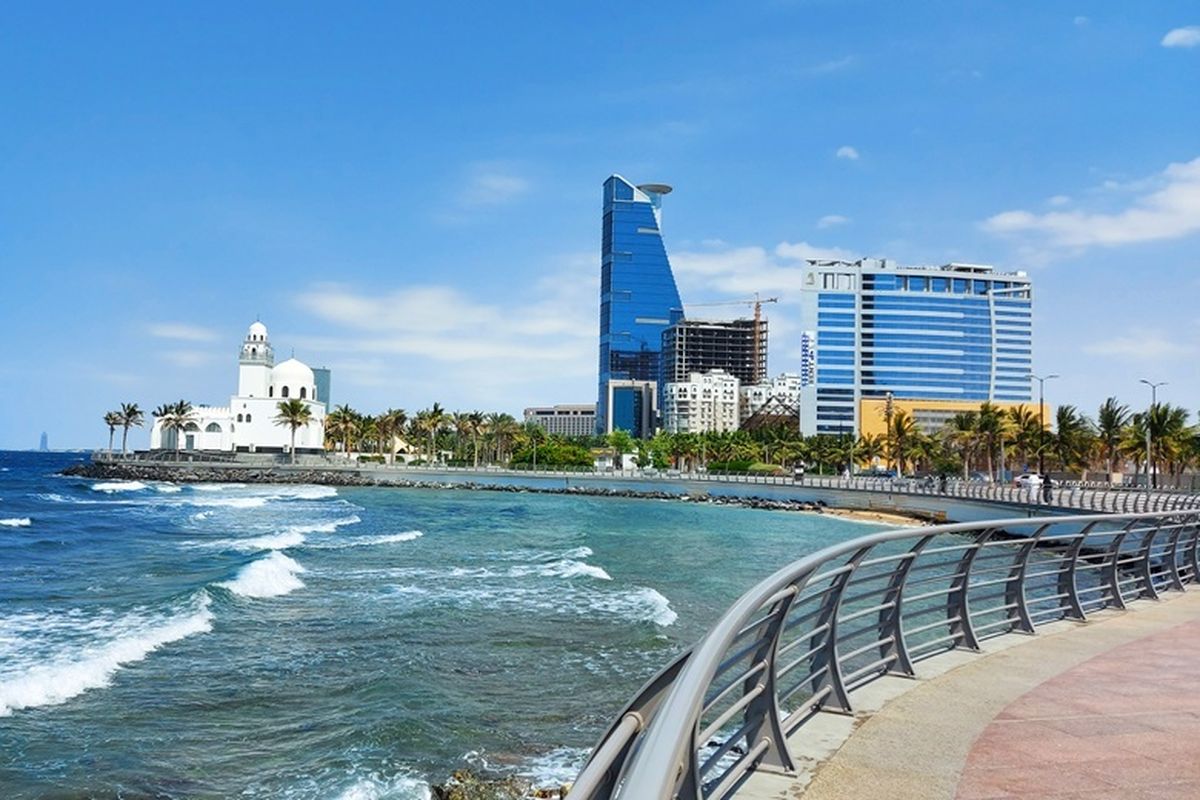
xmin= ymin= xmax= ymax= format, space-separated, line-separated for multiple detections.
xmin=0 ymin=451 xmax=878 ymax=799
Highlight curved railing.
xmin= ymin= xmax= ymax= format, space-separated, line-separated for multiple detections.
xmin=570 ymin=510 xmax=1200 ymax=799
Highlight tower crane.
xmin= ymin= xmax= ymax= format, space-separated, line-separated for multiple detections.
xmin=683 ymin=294 xmax=779 ymax=382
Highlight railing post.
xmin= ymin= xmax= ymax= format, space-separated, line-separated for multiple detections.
xmin=808 ymin=548 xmax=870 ymax=713
xmin=1137 ymin=520 xmax=1164 ymax=600
xmin=743 ymin=586 xmax=800 ymax=772
xmin=880 ymin=535 xmax=933 ymax=677
xmin=1058 ymin=522 xmax=1099 ymax=621
xmin=1102 ymin=523 xmax=1134 ymax=609
xmin=1163 ymin=519 xmax=1188 ymax=592
xmin=1005 ymin=524 xmax=1051 ymax=634
xmin=947 ymin=529 xmax=993 ymax=651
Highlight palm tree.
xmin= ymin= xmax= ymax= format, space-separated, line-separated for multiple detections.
xmin=118 ymin=402 xmax=144 ymax=457
xmin=326 ymin=404 xmax=359 ymax=457
xmin=485 ymin=412 xmax=520 ymax=465
xmin=943 ymin=412 xmax=978 ymax=479
xmin=376 ymin=408 xmax=407 ymax=465
xmin=888 ymin=410 xmax=919 ymax=475
xmin=153 ymin=400 xmax=196 ymax=460
xmin=274 ymin=398 xmax=313 ymax=464
xmin=1095 ymin=397 xmax=1129 ymax=477
xmin=1052 ymin=405 xmax=1096 ymax=475
xmin=855 ymin=433 xmax=886 ymax=471
xmin=103 ymin=411 xmax=122 ymax=452
xmin=522 ymin=421 xmax=548 ymax=469
xmin=466 ymin=410 xmax=485 ymax=467
xmin=419 ymin=403 xmax=447 ymax=465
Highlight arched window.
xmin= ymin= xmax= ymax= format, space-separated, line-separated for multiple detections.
xmin=251 ymin=347 xmax=256 ymax=357
xmin=268 ymin=387 xmax=274 ymax=397
xmin=237 ymin=414 xmax=243 ymax=422
xmin=282 ymin=386 xmax=289 ymax=398
xmin=184 ymin=423 xmax=200 ymax=432
xmin=245 ymin=414 xmax=252 ymax=423
xmin=299 ymin=387 xmax=307 ymax=399
xmin=205 ymin=423 xmax=221 ymax=433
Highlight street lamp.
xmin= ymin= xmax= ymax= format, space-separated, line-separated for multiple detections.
xmin=1030 ymin=373 xmax=1059 ymax=475
xmin=1139 ymin=379 xmax=1167 ymax=492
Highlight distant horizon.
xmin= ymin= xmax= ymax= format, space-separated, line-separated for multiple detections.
xmin=3 ymin=4 xmax=1197 ymax=449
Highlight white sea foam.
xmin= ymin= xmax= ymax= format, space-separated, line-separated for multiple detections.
xmin=519 ymin=746 xmax=590 ymax=788
xmin=560 ymin=546 xmax=593 ymax=559
xmin=0 ymin=517 xmax=32 ymax=527
xmin=509 ymin=559 xmax=612 ymax=581
xmin=154 ymin=484 xmax=182 ymax=493
xmin=218 ymin=552 xmax=307 ymax=598
xmin=191 ymin=511 xmax=212 ymax=521
xmin=287 ymin=515 xmax=362 ymax=535
xmin=187 ymin=495 xmax=270 ymax=509
xmin=233 ymin=531 xmax=308 ymax=551
xmin=588 ymin=587 xmax=678 ymax=626
xmin=330 ymin=774 xmax=430 ymax=800
xmin=308 ymin=530 xmax=423 ymax=549
xmin=190 ymin=482 xmax=246 ymax=491
xmin=91 ymin=481 xmax=147 ymax=493
xmin=0 ymin=592 xmax=213 ymax=716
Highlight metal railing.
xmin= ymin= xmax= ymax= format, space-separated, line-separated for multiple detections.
xmin=570 ymin=510 xmax=1200 ymax=799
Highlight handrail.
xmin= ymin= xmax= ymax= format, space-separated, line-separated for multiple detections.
xmin=570 ymin=510 xmax=1200 ymax=799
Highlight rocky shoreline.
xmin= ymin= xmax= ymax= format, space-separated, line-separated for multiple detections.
xmin=62 ymin=461 xmax=940 ymax=521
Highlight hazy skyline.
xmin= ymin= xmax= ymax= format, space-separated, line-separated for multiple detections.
xmin=2 ymin=3 xmax=1198 ymax=449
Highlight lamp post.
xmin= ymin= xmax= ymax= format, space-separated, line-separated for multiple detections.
xmin=1139 ymin=379 xmax=1166 ymax=492
xmin=1030 ymin=373 xmax=1059 ymax=475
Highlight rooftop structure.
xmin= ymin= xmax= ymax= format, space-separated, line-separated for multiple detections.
xmin=662 ymin=318 xmax=767 ymax=389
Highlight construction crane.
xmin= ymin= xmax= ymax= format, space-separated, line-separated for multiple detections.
xmin=683 ymin=293 xmax=779 ymax=382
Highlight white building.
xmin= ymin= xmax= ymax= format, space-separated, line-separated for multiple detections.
xmin=740 ymin=372 xmax=802 ymax=426
xmin=150 ymin=321 xmax=327 ymax=454
xmin=662 ymin=370 xmax=741 ymax=434
xmin=523 ymin=404 xmax=597 ymax=437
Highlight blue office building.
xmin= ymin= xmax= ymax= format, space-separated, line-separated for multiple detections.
xmin=799 ymin=259 xmax=1034 ymax=436
xmin=596 ymin=175 xmax=684 ymax=435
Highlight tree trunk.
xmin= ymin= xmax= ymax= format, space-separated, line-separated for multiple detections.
xmin=121 ymin=427 xmax=129 ymax=456
xmin=108 ymin=429 xmax=115 ymax=452
xmin=291 ymin=427 xmax=297 ymax=464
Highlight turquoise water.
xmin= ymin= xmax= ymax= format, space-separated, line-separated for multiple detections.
xmin=0 ymin=452 xmax=879 ymax=799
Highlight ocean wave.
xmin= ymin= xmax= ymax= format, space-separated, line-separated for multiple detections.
xmin=0 ymin=591 xmax=213 ymax=716
xmin=91 ymin=481 xmax=147 ymax=493
xmin=230 ymin=530 xmax=308 ymax=551
xmin=560 ymin=546 xmax=593 ymax=560
xmin=186 ymin=496 xmax=271 ymax=509
xmin=0 ymin=517 xmax=32 ymax=527
xmin=307 ymin=530 xmax=423 ymax=550
xmin=518 ymin=746 xmax=590 ymax=788
xmin=154 ymin=484 xmax=182 ymax=493
xmin=287 ymin=514 xmax=362 ymax=535
xmin=617 ymin=587 xmax=677 ymax=627
xmin=218 ymin=552 xmax=306 ymax=598
xmin=331 ymin=774 xmax=430 ymax=800
xmin=509 ymin=559 xmax=611 ymax=581
xmin=189 ymin=483 xmax=247 ymax=491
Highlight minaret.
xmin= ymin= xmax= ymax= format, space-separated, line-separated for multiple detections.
xmin=237 ymin=321 xmax=274 ymax=398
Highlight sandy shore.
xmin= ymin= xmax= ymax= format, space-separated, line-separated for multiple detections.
xmin=822 ymin=507 xmax=935 ymax=527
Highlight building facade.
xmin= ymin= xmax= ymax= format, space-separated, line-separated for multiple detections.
xmin=662 ymin=370 xmax=741 ymax=434
xmin=799 ymin=259 xmax=1033 ymax=436
xmin=857 ymin=397 xmax=1048 ymax=438
xmin=523 ymin=404 xmax=597 ymax=437
xmin=661 ymin=318 xmax=766 ymax=389
xmin=597 ymin=175 xmax=684 ymax=435
xmin=313 ymin=367 xmax=332 ymax=413
xmin=150 ymin=321 xmax=328 ymax=453
xmin=740 ymin=372 xmax=802 ymax=427
xmin=603 ymin=380 xmax=657 ymax=438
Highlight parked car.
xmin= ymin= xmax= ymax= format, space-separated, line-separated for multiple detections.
xmin=1013 ymin=473 xmax=1042 ymax=489
xmin=967 ymin=472 xmax=992 ymax=483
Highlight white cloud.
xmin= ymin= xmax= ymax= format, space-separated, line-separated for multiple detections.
xmin=458 ymin=163 xmax=531 ymax=206
xmin=671 ymin=240 xmax=857 ymax=297
xmin=1162 ymin=26 xmax=1200 ymax=48
xmin=1083 ymin=328 xmax=1195 ymax=359
xmin=1073 ymin=16 xmax=1089 ymax=27
xmin=807 ymin=55 xmax=856 ymax=74
xmin=835 ymin=146 xmax=860 ymax=161
xmin=147 ymin=323 xmax=219 ymax=342
xmin=1047 ymin=195 xmax=1071 ymax=207
xmin=982 ymin=156 xmax=1200 ymax=249
xmin=160 ymin=350 xmax=217 ymax=367
xmin=816 ymin=214 xmax=849 ymax=229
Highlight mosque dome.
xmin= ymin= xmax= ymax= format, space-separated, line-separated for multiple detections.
xmin=247 ymin=321 xmax=269 ymax=342
xmin=270 ymin=357 xmax=315 ymax=401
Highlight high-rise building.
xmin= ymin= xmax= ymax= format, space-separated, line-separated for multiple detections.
xmin=603 ymin=380 xmax=657 ymax=438
xmin=597 ymin=175 xmax=684 ymax=435
xmin=313 ymin=367 xmax=332 ymax=413
xmin=661 ymin=318 xmax=766 ymax=388
xmin=523 ymin=404 xmax=597 ymax=437
xmin=799 ymin=259 xmax=1033 ymax=436
xmin=663 ymin=370 xmax=741 ymax=434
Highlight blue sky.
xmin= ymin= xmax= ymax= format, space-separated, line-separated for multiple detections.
xmin=2 ymin=2 xmax=1198 ymax=449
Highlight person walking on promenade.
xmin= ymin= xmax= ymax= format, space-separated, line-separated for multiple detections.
xmin=1042 ymin=474 xmax=1053 ymax=504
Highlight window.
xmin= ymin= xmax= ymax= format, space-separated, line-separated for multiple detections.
xmin=269 ymin=387 xmax=274 ymax=397
xmin=251 ymin=347 xmax=256 ymax=356
xmin=237 ymin=414 xmax=244 ymax=422
xmin=245 ymin=414 xmax=252 ymax=423
xmin=205 ymin=423 xmax=221 ymax=433
xmin=300 ymin=387 xmax=307 ymax=399
xmin=282 ymin=386 xmax=289 ymax=398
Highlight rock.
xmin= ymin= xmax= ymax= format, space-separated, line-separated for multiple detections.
xmin=430 ymin=770 xmax=532 ymax=800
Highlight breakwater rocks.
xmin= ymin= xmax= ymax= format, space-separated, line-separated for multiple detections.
xmin=61 ymin=461 xmax=841 ymax=515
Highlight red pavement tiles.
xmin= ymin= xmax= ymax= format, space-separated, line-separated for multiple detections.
xmin=955 ymin=618 xmax=1200 ymax=799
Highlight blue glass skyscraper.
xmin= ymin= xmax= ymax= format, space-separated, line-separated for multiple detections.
xmin=597 ymin=175 xmax=684 ymax=435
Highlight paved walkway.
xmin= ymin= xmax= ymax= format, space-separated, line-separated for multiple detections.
xmin=742 ymin=590 xmax=1200 ymax=800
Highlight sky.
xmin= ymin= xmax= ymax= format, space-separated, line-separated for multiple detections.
xmin=1 ymin=2 xmax=1198 ymax=449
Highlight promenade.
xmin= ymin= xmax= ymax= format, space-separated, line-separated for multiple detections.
xmin=745 ymin=589 xmax=1200 ymax=800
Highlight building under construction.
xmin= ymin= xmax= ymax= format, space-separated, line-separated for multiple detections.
xmin=661 ymin=318 xmax=767 ymax=386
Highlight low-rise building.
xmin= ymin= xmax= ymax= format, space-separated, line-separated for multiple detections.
xmin=663 ymin=370 xmax=741 ymax=434
xmin=523 ymin=404 xmax=597 ymax=437
xmin=740 ymin=372 xmax=802 ymax=427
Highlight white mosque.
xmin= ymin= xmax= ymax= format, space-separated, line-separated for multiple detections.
xmin=150 ymin=321 xmax=328 ymax=454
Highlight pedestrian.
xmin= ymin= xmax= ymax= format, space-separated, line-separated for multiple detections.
xmin=1042 ymin=474 xmax=1053 ymax=503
